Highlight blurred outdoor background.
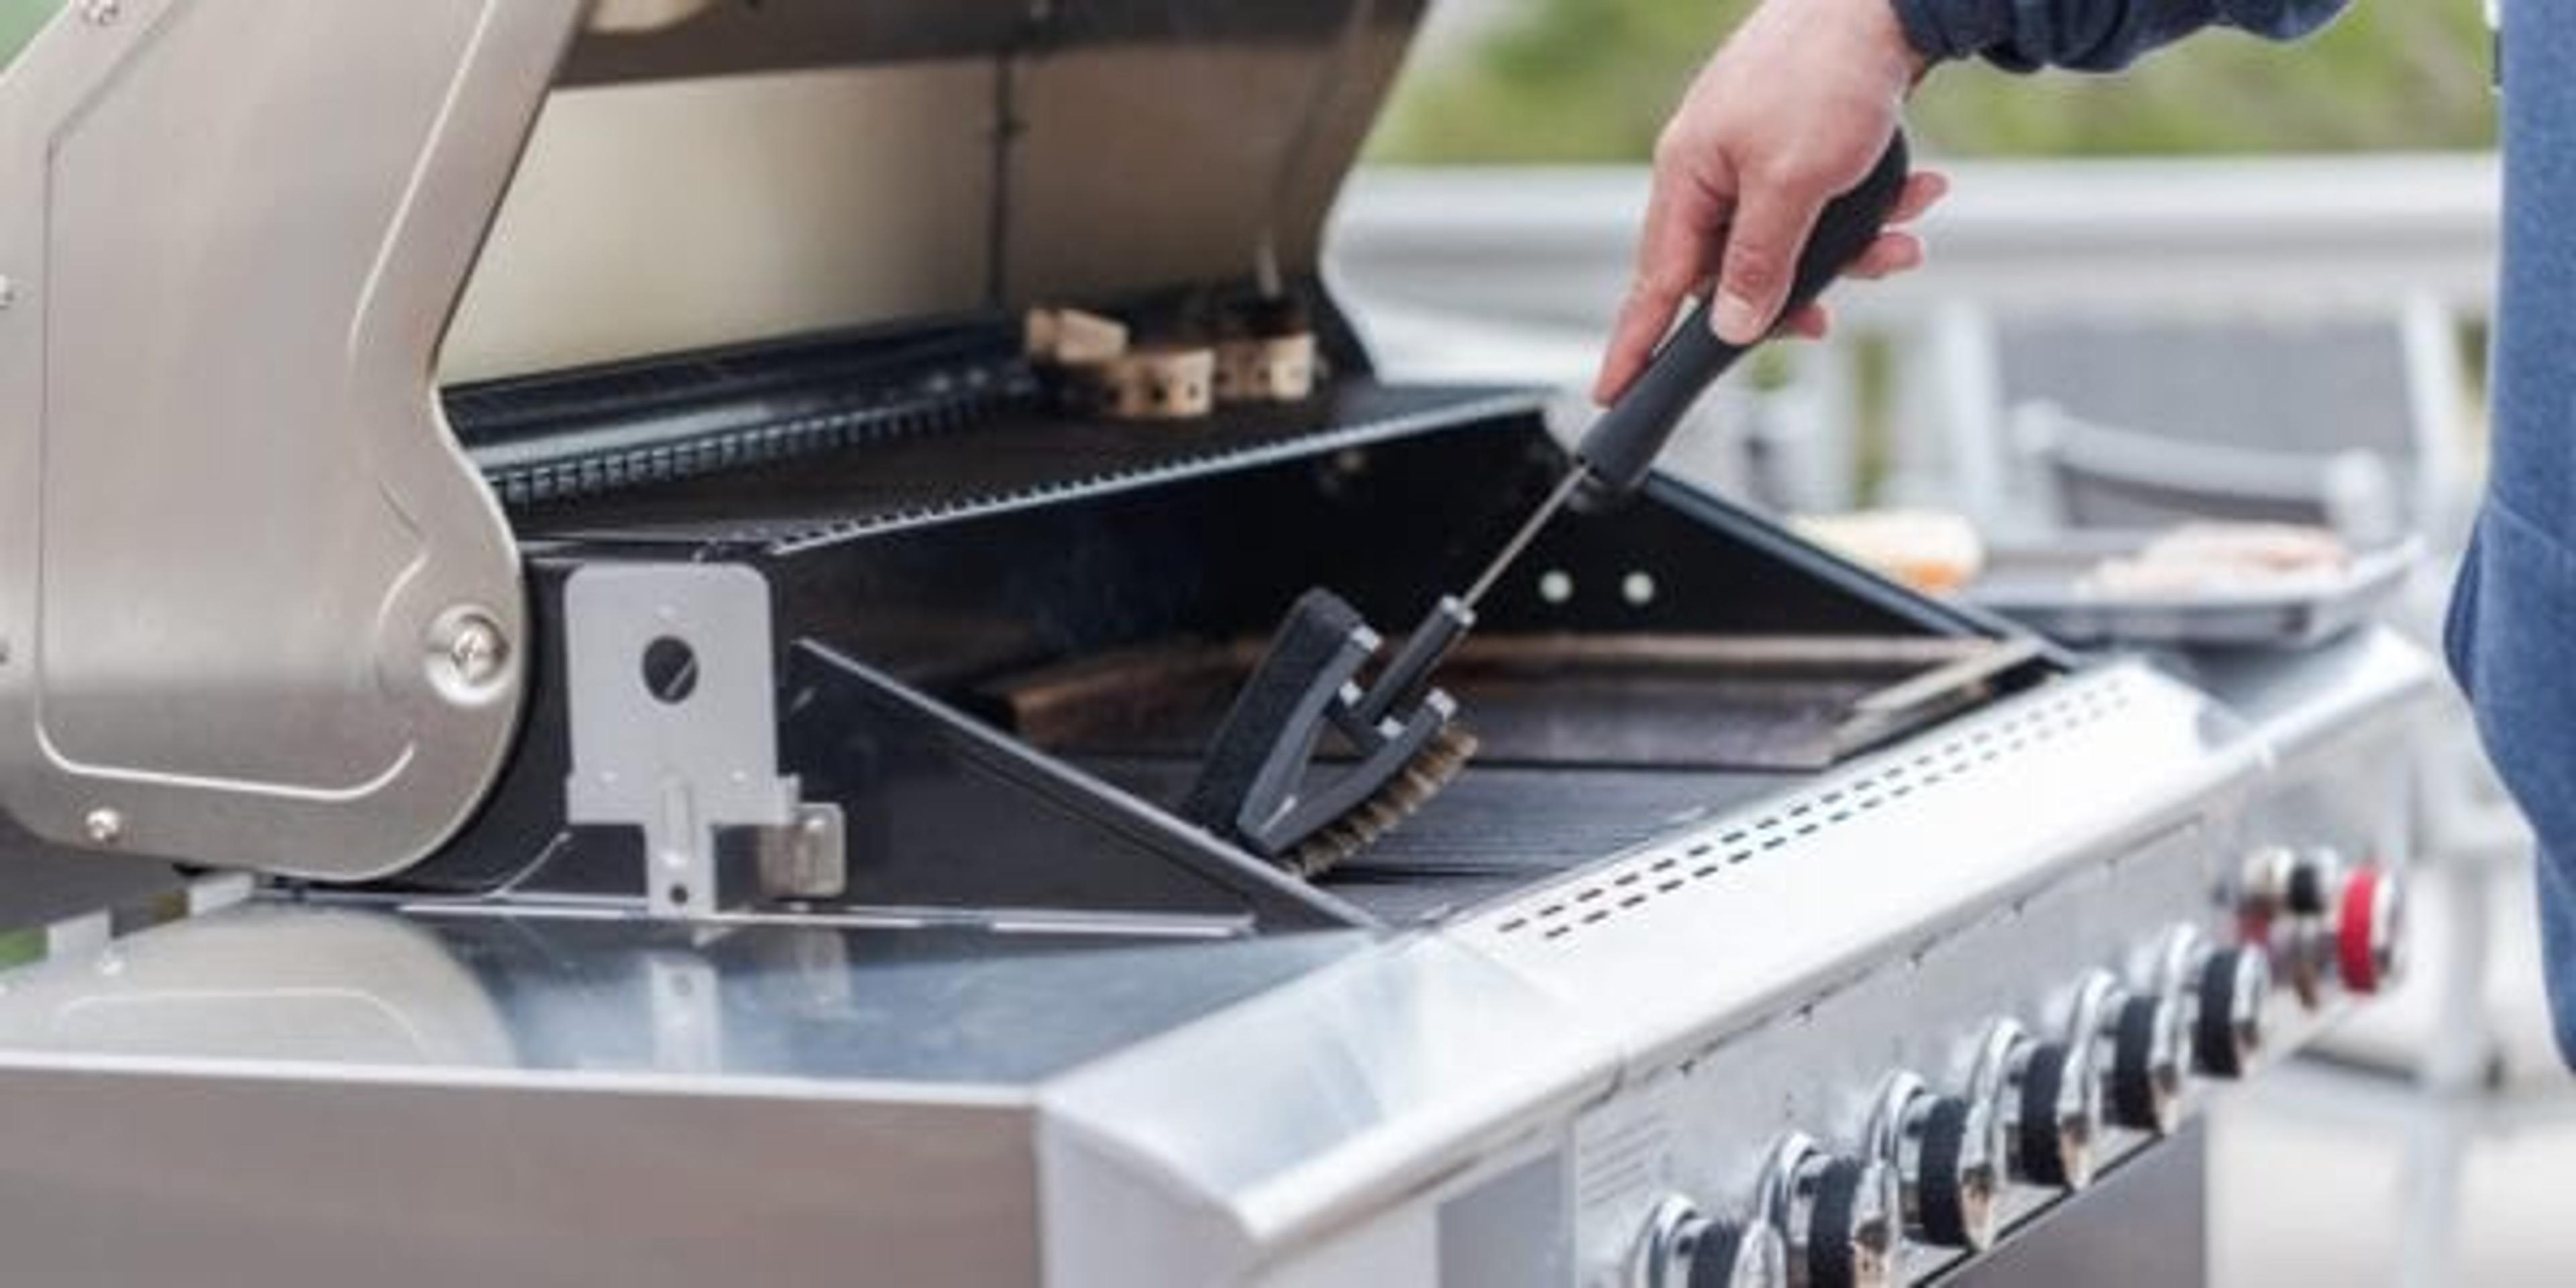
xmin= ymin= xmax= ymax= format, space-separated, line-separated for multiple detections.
xmin=1375 ymin=0 xmax=2491 ymax=160
xmin=0 ymin=0 xmax=45 ymax=66
xmin=1330 ymin=2 xmax=2532 ymax=1285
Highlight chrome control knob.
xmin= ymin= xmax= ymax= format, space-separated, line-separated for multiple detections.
xmin=1635 ymin=1195 xmax=1788 ymax=1288
xmin=2108 ymin=991 xmax=2191 ymax=1136
xmin=2336 ymin=864 xmax=2404 ymax=996
xmin=2009 ymin=1039 xmax=2103 ymax=1190
xmin=1869 ymin=1072 xmax=2003 ymax=1252
xmin=2194 ymin=945 xmax=2271 ymax=1078
xmin=1687 ymin=1219 xmax=1789 ymax=1288
xmin=2010 ymin=973 xmax=2119 ymax=1191
xmin=1760 ymin=1135 xmax=1902 ymax=1288
xmin=1635 ymin=1195 xmax=1698 ymax=1288
xmin=2287 ymin=849 xmax=2344 ymax=917
xmin=1915 ymin=1095 xmax=2001 ymax=1249
xmin=2239 ymin=845 xmax=2342 ymax=922
xmin=2111 ymin=928 xmax=2208 ymax=1136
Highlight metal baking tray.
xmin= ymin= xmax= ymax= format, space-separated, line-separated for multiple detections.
xmin=1966 ymin=533 xmax=2419 ymax=649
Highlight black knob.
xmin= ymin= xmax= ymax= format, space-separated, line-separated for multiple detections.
xmin=2015 ymin=1042 xmax=2085 ymax=1189
xmin=2195 ymin=946 xmax=2269 ymax=1078
xmin=1574 ymin=131 xmax=1914 ymax=504
xmin=1913 ymin=1094 xmax=1998 ymax=1249
xmin=2110 ymin=994 xmax=2188 ymax=1134
xmin=1806 ymin=1158 xmax=1897 ymax=1288
xmin=2286 ymin=855 xmax=2334 ymax=916
xmin=1690 ymin=1219 xmax=1786 ymax=1288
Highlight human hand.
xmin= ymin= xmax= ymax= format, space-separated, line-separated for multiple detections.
xmin=1595 ymin=0 xmax=1943 ymax=405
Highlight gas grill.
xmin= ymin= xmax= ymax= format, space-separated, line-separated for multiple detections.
xmin=0 ymin=3 xmax=2431 ymax=1286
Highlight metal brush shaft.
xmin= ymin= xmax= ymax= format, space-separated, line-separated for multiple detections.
xmin=1461 ymin=468 xmax=1591 ymax=612
xmin=1273 ymin=130 xmax=1918 ymax=871
xmin=1352 ymin=465 xmax=1585 ymax=731
xmin=1454 ymin=131 xmax=1913 ymax=621
xmin=1377 ymin=133 xmax=1914 ymax=724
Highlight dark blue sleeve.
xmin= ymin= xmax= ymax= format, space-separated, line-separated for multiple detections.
xmin=1890 ymin=0 xmax=2350 ymax=72
xmin=2448 ymin=2 xmax=2576 ymax=1067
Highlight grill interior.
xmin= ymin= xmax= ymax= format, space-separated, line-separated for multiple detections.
xmin=425 ymin=311 xmax=2052 ymax=927
xmin=1088 ymin=757 xmax=1783 ymax=923
xmin=983 ymin=630 xmax=2031 ymax=922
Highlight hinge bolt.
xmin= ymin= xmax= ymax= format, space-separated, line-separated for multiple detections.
xmin=426 ymin=606 xmax=513 ymax=704
xmin=83 ymin=808 xmax=123 ymax=846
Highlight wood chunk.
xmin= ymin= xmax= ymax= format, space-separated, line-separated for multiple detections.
xmin=1215 ymin=332 xmax=1318 ymax=404
xmin=1024 ymin=307 xmax=1130 ymax=366
xmin=1073 ymin=346 xmax=1217 ymax=422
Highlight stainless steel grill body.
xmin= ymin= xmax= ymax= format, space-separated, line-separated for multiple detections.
xmin=0 ymin=631 xmax=2426 ymax=1286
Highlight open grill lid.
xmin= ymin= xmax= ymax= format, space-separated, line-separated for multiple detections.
xmin=445 ymin=0 xmax=1429 ymax=382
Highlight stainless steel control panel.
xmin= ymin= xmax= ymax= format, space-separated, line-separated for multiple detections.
xmin=1568 ymin=742 xmax=2411 ymax=1288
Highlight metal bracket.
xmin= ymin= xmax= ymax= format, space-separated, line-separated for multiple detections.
xmin=757 ymin=803 xmax=849 ymax=902
xmin=562 ymin=563 xmax=799 ymax=918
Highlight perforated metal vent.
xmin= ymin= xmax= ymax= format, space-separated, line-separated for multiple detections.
xmin=1489 ymin=676 xmax=2136 ymax=947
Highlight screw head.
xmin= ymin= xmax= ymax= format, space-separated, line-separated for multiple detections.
xmin=425 ymin=606 xmax=513 ymax=705
xmin=449 ymin=623 xmax=501 ymax=682
xmin=0 ymin=276 xmax=17 ymax=310
xmin=83 ymin=808 xmax=123 ymax=846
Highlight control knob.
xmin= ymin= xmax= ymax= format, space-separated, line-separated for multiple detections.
xmin=2239 ymin=845 xmax=2342 ymax=924
xmin=1633 ymin=1195 xmax=1787 ymax=1288
xmin=2111 ymin=926 xmax=2206 ymax=1136
xmin=1688 ymin=1219 xmax=1789 ymax=1288
xmin=2194 ymin=945 xmax=2271 ymax=1078
xmin=1759 ymin=1134 xmax=1902 ymax=1288
xmin=2008 ymin=973 xmax=2119 ymax=1190
xmin=2337 ymin=864 xmax=2404 ymax=996
xmin=1868 ymin=1071 xmax=2003 ymax=1252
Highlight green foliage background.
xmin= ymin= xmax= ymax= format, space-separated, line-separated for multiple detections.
xmin=3 ymin=0 xmax=2486 ymax=160
xmin=1375 ymin=0 xmax=2494 ymax=161
xmin=0 ymin=0 xmax=54 ymax=68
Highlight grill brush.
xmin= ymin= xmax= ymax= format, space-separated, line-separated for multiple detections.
xmin=1183 ymin=130 xmax=1915 ymax=877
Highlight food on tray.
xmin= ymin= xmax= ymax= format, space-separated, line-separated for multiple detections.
xmin=2078 ymin=523 xmax=2351 ymax=597
xmin=1791 ymin=509 xmax=1987 ymax=595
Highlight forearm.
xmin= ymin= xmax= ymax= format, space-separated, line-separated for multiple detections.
xmin=1891 ymin=0 xmax=2350 ymax=71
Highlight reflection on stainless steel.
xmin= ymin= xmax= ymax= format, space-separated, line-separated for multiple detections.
xmin=0 ymin=904 xmax=1368 ymax=1085
xmin=0 ymin=907 xmax=517 ymax=1069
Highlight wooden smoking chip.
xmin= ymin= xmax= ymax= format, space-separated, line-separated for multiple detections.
xmin=1024 ymin=307 xmax=1130 ymax=367
xmin=1064 ymin=345 xmax=1217 ymax=422
xmin=1214 ymin=332 xmax=1318 ymax=405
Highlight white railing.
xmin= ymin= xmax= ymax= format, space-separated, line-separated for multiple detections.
xmin=1328 ymin=152 xmax=2500 ymax=384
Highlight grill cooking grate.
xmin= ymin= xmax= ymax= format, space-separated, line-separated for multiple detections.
xmin=1086 ymin=757 xmax=1785 ymax=924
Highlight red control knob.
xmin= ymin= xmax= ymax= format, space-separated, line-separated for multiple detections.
xmin=2337 ymin=865 xmax=2402 ymax=996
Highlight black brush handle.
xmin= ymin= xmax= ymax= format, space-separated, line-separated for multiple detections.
xmin=1576 ymin=127 xmax=1913 ymax=503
